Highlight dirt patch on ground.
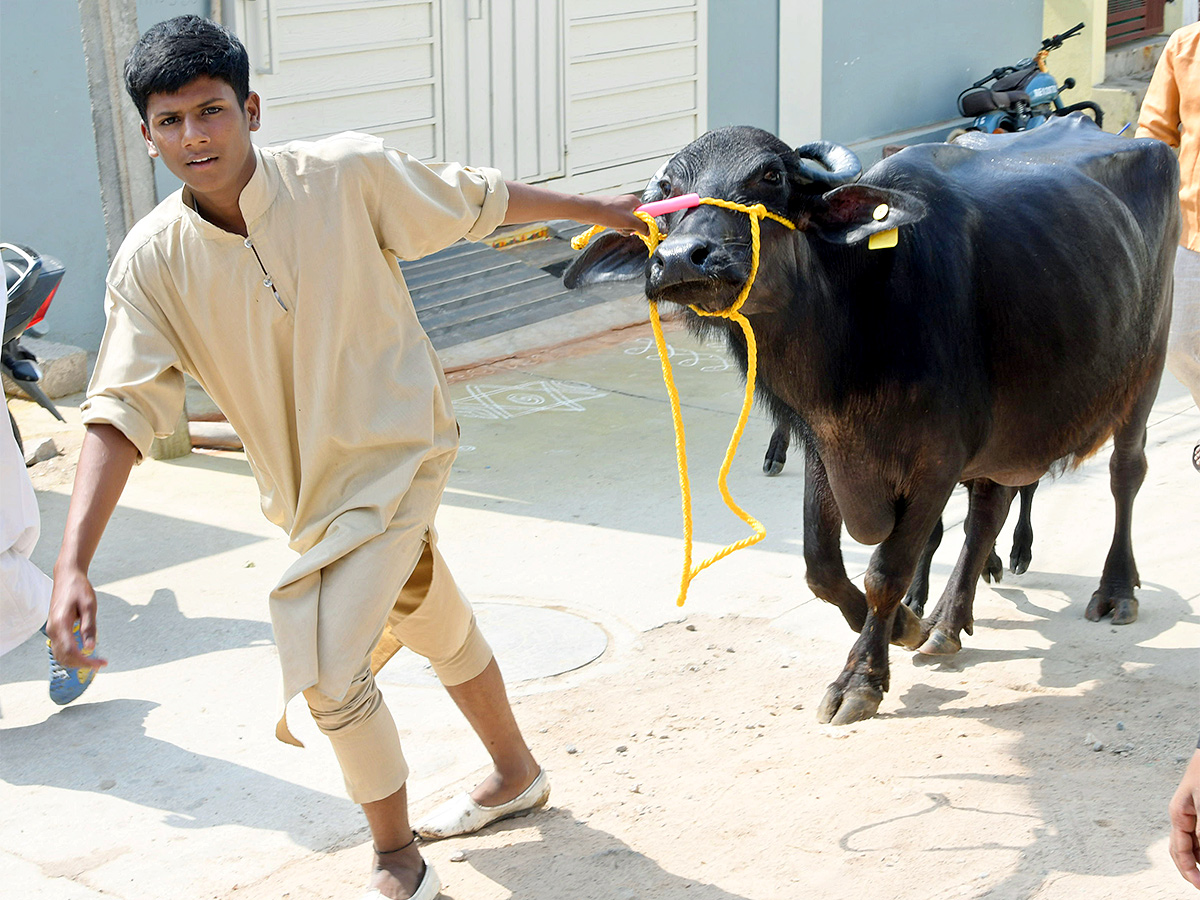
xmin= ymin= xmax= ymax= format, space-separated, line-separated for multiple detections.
xmin=232 ymin=614 xmax=1192 ymax=900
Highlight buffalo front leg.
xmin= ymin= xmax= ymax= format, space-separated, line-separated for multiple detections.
xmin=803 ymin=444 xmax=921 ymax=649
xmin=818 ymin=491 xmax=951 ymax=725
xmin=919 ymin=479 xmax=1018 ymax=656
xmin=1085 ymin=382 xmax=1155 ymax=624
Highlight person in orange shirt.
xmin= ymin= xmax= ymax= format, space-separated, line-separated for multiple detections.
xmin=1137 ymin=21 xmax=1200 ymax=474
xmin=1136 ymin=22 xmax=1200 ymax=891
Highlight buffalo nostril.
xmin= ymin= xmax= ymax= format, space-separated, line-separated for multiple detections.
xmin=689 ymin=244 xmax=710 ymax=267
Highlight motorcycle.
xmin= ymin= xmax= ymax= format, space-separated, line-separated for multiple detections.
xmin=956 ymin=21 xmax=1103 ymax=135
xmin=4 ymin=242 xmax=66 ymax=454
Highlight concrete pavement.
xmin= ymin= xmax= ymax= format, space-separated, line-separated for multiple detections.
xmin=1 ymin=321 xmax=1198 ymax=899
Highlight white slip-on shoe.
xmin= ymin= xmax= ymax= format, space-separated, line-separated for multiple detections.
xmin=361 ymin=860 xmax=440 ymax=900
xmin=414 ymin=769 xmax=551 ymax=840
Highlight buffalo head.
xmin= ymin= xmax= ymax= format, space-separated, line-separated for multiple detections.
xmin=564 ymin=126 xmax=927 ymax=314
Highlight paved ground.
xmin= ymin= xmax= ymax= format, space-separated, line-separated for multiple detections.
xmin=2 ymin=321 xmax=1198 ymax=899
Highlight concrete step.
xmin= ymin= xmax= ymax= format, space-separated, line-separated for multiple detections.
xmin=1105 ymin=34 xmax=1168 ymax=79
xmin=1096 ymin=70 xmax=1156 ymax=113
xmin=2 ymin=336 xmax=87 ymax=400
xmin=399 ymin=229 xmax=647 ymax=367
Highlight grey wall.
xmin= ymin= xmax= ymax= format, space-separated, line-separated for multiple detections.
xmin=1 ymin=1 xmax=111 ymax=350
xmin=0 ymin=0 xmax=208 ymax=353
xmin=708 ymin=0 xmax=779 ymax=133
xmin=822 ymin=0 xmax=1043 ymax=150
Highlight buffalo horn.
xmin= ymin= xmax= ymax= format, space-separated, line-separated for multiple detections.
xmin=794 ymin=141 xmax=862 ymax=187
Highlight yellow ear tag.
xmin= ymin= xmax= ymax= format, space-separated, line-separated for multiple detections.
xmin=868 ymin=227 xmax=899 ymax=250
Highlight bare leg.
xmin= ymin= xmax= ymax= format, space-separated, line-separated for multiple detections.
xmin=362 ymin=785 xmax=425 ymax=899
xmin=444 ymin=658 xmax=540 ymax=805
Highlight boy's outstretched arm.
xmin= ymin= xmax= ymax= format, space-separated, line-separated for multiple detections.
xmin=47 ymin=423 xmax=139 ymax=669
xmin=503 ymin=181 xmax=647 ymax=235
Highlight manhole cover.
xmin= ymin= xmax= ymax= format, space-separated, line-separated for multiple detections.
xmin=376 ymin=602 xmax=608 ymax=687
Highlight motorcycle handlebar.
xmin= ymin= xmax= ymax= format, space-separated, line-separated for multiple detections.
xmin=971 ymin=65 xmax=1016 ymax=89
xmin=1042 ymin=22 xmax=1084 ymax=51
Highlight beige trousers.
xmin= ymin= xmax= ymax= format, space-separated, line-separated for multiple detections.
xmin=302 ymin=536 xmax=493 ymax=804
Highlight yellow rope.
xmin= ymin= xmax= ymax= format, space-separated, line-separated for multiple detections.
xmin=573 ymin=199 xmax=796 ymax=606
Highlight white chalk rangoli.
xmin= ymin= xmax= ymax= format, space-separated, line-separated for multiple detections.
xmin=453 ymin=380 xmax=609 ymax=420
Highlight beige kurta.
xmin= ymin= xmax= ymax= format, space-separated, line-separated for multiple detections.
xmin=81 ymin=132 xmax=508 ymax=731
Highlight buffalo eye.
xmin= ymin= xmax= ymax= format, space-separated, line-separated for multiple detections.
xmin=761 ymin=169 xmax=782 ymax=186
xmin=658 ymin=179 xmax=673 ymax=197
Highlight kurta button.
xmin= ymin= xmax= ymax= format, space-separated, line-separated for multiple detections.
xmin=244 ymin=237 xmax=254 ymax=248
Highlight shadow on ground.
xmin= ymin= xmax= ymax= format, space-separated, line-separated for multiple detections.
xmin=0 ymin=698 xmax=356 ymax=851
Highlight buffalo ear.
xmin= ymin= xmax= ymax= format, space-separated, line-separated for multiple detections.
xmin=806 ymin=184 xmax=928 ymax=245
xmin=563 ymin=232 xmax=649 ymax=288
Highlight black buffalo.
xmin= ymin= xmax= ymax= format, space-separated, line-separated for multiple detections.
xmin=566 ymin=116 xmax=1178 ymax=724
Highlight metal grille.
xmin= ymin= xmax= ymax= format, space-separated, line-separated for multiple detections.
xmin=1107 ymin=0 xmax=1166 ymax=47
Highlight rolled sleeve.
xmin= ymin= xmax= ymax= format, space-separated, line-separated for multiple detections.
xmin=371 ymin=144 xmax=509 ymax=260
xmin=80 ymin=278 xmax=186 ymax=460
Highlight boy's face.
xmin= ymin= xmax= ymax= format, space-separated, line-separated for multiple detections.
xmin=141 ymin=75 xmax=261 ymax=215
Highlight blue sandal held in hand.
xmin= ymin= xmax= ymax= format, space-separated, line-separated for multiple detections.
xmin=44 ymin=622 xmax=97 ymax=706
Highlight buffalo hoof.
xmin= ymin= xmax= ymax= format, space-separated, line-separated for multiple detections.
xmin=1009 ymin=546 xmax=1031 ymax=576
xmin=982 ymin=549 xmax=1003 ymax=584
xmin=763 ymin=459 xmax=784 ymax=476
xmin=916 ymin=627 xmax=962 ymax=656
xmin=1085 ymin=591 xmax=1139 ymax=625
xmin=890 ymin=603 xmax=924 ymax=650
xmin=817 ymin=683 xmax=883 ymax=725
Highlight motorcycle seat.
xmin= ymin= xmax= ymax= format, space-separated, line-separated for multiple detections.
xmin=960 ymin=88 xmax=1031 ymax=116
xmin=993 ymin=66 xmax=1036 ymax=91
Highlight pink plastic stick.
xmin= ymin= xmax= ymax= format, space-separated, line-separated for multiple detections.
xmin=637 ymin=193 xmax=701 ymax=218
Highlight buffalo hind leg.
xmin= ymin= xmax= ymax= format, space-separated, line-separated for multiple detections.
xmin=902 ymin=517 xmax=943 ymax=617
xmin=764 ymin=423 xmax=790 ymax=475
xmin=919 ymin=479 xmax=1018 ymax=655
xmin=1085 ymin=386 xmax=1155 ymax=624
xmin=1009 ymin=480 xmax=1038 ymax=575
xmin=803 ymin=444 xmax=922 ymax=649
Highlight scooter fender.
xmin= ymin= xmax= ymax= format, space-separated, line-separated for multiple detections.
xmin=1 ymin=358 xmax=65 ymax=422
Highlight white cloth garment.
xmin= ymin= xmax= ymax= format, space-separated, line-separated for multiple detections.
xmin=0 ymin=421 xmax=51 ymax=656
xmin=1171 ymin=247 xmax=1200 ymax=408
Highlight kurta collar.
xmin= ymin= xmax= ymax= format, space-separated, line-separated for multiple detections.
xmin=179 ymin=145 xmax=278 ymax=240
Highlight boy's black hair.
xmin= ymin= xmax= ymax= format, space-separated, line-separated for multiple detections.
xmin=124 ymin=15 xmax=250 ymax=123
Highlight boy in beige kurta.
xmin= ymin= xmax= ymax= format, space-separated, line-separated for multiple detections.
xmin=47 ymin=15 xmax=644 ymax=900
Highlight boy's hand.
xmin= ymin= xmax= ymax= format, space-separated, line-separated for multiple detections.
xmin=47 ymin=567 xmax=108 ymax=670
xmin=596 ymin=193 xmax=649 ymax=237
